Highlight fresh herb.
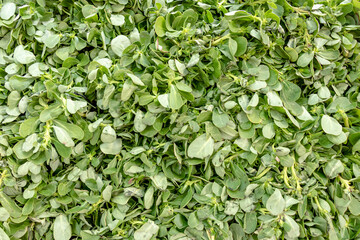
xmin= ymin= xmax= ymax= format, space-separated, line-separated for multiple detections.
xmin=0 ymin=0 xmax=360 ymax=239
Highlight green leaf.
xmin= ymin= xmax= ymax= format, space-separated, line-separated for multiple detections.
xmin=297 ymin=52 xmax=314 ymax=67
xmin=187 ymin=134 xmax=214 ymax=159
xmin=266 ymin=189 xmax=285 ymax=215
xmin=0 ymin=208 xmax=10 ymax=221
xmin=101 ymin=125 xmax=116 ymax=143
xmin=13 ymin=140 xmax=34 ymax=159
xmin=324 ymin=159 xmax=344 ymax=179
xmin=284 ymin=215 xmax=300 ymax=239
xmin=82 ymin=5 xmax=97 ymax=19
xmin=244 ymin=212 xmax=257 ymax=234
xmin=327 ymin=132 xmax=347 ymax=145
xmin=285 ymin=47 xmax=298 ymax=62
xmin=121 ymin=80 xmax=137 ymax=101
xmin=187 ymin=53 xmax=199 ymax=67
xmin=230 ymin=224 xmax=245 ymax=240
xmin=234 ymin=36 xmax=247 ymax=56
xmin=0 ymin=2 xmax=16 ymax=20
xmin=348 ymin=198 xmax=360 ymax=215
xmin=19 ymin=117 xmax=39 ymax=138
xmin=224 ymin=200 xmax=239 ymax=215
xmin=175 ymin=60 xmax=188 ymax=76
xmin=134 ymin=220 xmax=159 ymax=240
xmin=0 ymin=227 xmax=10 ymax=240
xmin=180 ymin=187 xmax=193 ymax=208
xmin=127 ymin=73 xmax=145 ymax=86
xmin=155 ymin=16 xmax=166 ymax=37
xmin=228 ymin=38 xmax=238 ymax=57
xmin=14 ymin=45 xmax=36 ymax=65
xmin=281 ymin=80 xmax=301 ymax=102
xmin=212 ymin=109 xmax=229 ymax=128
xmin=267 ymin=91 xmax=283 ymax=107
xmin=144 ymin=186 xmax=154 ymax=209
xmin=40 ymin=105 xmax=63 ymax=122
xmin=110 ymin=14 xmax=125 ymax=26
xmin=321 ymin=115 xmax=342 ymax=136
xmin=256 ymin=65 xmax=270 ymax=81
xmin=9 ymin=75 xmax=35 ymax=91
xmin=53 ymin=119 xmax=84 ymax=140
xmin=327 ymin=97 xmax=355 ymax=113
xmin=262 ymin=123 xmax=275 ymax=139
xmin=54 ymin=215 xmax=72 ymax=240
xmin=42 ymin=31 xmax=60 ymax=48
xmin=150 ymin=173 xmax=168 ymax=191
xmin=66 ymin=99 xmax=87 ymax=114
xmin=169 ymin=85 xmax=184 ymax=110
xmin=53 ymin=139 xmax=72 ymax=158
xmin=176 ymin=82 xmax=192 ymax=92
xmin=0 ymin=192 xmax=22 ymax=218
xmin=53 ymin=126 xmax=75 ymax=147
xmin=111 ymin=35 xmax=131 ymax=57
xmin=100 ymin=139 xmax=122 ymax=155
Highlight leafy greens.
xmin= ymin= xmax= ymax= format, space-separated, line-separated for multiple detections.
xmin=0 ymin=0 xmax=360 ymax=239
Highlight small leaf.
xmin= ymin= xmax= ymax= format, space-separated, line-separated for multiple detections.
xmin=0 ymin=2 xmax=16 ymax=20
xmin=0 ymin=208 xmax=10 ymax=221
xmin=127 ymin=73 xmax=144 ymax=86
xmin=0 ymin=227 xmax=10 ymax=240
xmin=175 ymin=60 xmax=188 ymax=76
xmin=144 ymin=186 xmax=155 ymax=209
xmin=53 ymin=119 xmax=84 ymax=140
xmin=0 ymin=192 xmax=22 ymax=218
xmin=234 ymin=36 xmax=247 ymax=56
xmin=244 ymin=212 xmax=257 ymax=234
xmin=324 ymin=159 xmax=344 ymax=179
xmin=188 ymin=134 xmax=214 ymax=159
xmin=111 ymin=35 xmax=131 ymax=57
xmin=180 ymin=187 xmax=193 ymax=208
xmin=297 ymin=52 xmax=314 ymax=67
xmin=284 ymin=215 xmax=300 ymax=238
xmin=101 ymin=125 xmax=116 ymax=143
xmin=53 ymin=215 xmax=71 ymax=240
xmin=150 ymin=173 xmax=167 ymax=191
xmin=281 ymin=80 xmax=301 ymax=102
xmin=321 ymin=115 xmax=342 ymax=136
xmin=19 ymin=117 xmax=39 ymax=138
xmin=169 ymin=85 xmax=184 ymax=110
xmin=13 ymin=140 xmax=34 ymax=159
xmin=155 ymin=16 xmax=166 ymax=37
xmin=121 ymin=80 xmax=137 ymax=101
xmin=14 ymin=45 xmax=36 ymax=65
xmin=157 ymin=94 xmax=169 ymax=108
xmin=267 ymin=91 xmax=283 ymax=107
xmin=266 ymin=189 xmax=285 ymax=215
xmin=187 ymin=53 xmax=200 ymax=67
xmin=134 ymin=220 xmax=159 ymax=240
xmin=100 ymin=138 xmax=122 ymax=155
xmin=9 ymin=75 xmax=35 ymax=91
xmin=53 ymin=126 xmax=75 ymax=147
xmin=228 ymin=38 xmax=238 ymax=57
xmin=212 ymin=109 xmax=229 ymax=128
xmin=42 ymin=31 xmax=60 ymax=48
xmin=110 ymin=14 xmax=125 ymax=26
xmin=262 ymin=123 xmax=275 ymax=139
xmin=348 ymin=198 xmax=360 ymax=215
xmin=224 ymin=201 xmax=239 ymax=215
